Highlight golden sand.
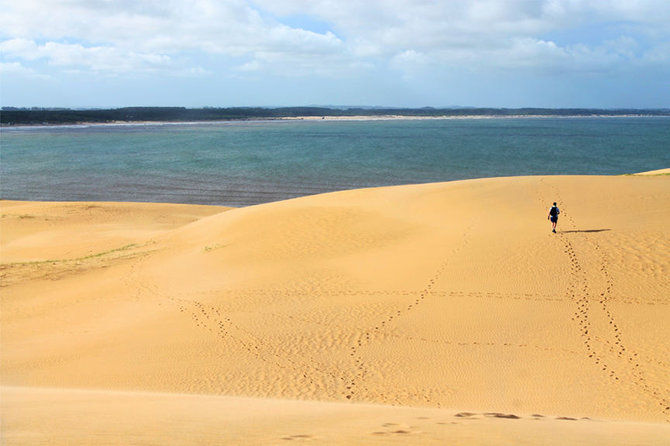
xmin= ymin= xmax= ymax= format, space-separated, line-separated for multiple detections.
xmin=635 ymin=168 xmax=670 ymax=176
xmin=1 ymin=174 xmax=669 ymax=444
xmin=3 ymin=386 xmax=669 ymax=446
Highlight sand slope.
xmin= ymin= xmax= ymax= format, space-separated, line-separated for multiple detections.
xmin=3 ymin=386 xmax=669 ymax=446
xmin=1 ymin=174 xmax=669 ymax=443
xmin=634 ymin=168 xmax=670 ymax=176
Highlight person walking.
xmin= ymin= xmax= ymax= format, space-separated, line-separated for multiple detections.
xmin=548 ymin=202 xmax=560 ymax=233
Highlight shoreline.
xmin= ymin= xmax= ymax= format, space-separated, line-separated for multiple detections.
xmin=3 ymin=113 xmax=669 ymax=130
xmin=3 ymin=170 xmax=667 ymax=209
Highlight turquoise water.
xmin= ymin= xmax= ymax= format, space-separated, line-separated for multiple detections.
xmin=2 ymin=118 xmax=669 ymax=206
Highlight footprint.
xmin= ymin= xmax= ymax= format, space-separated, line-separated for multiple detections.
xmin=281 ymin=434 xmax=315 ymax=441
xmin=484 ymin=412 xmax=520 ymax=419
xmin=454 ymin=412 xmax=477 ymax=418
xmin=373 ymin=427 xmax=413 ymax=436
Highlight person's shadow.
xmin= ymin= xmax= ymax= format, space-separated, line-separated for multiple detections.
xmin=561 ymin=229 xmax=611 ymax=234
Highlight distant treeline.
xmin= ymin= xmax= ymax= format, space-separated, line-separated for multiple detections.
xmin=2 ymin=106 xmax=669 ymax=125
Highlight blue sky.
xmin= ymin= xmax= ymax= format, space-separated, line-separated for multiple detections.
xmin=1 ymin=0 xmax=669 ymax=108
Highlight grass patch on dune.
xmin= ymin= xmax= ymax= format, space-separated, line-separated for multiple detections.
xmin=204 ymin=243 xmax=228 ymax=252
xmin=1 ymin=214 xmax=39 ymax=219
xmin=0 ymin=242 xmax=158 ymax=287
xmin=1 ymin=243 xmax=144 ymax=267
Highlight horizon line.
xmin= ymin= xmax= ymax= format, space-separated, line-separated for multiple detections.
xmin=3 ymin=105 xmax=670 ymax=111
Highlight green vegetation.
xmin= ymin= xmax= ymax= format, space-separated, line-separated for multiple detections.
xmin=203 ymin=243 xmax=227 ymax=252
xmin=1 ymin=243 xmax=141 ymax=267
xmin=2 ymin=106 xmax=669 ymax=126
xmin=1 ymin=214 xmax=38 ymax=219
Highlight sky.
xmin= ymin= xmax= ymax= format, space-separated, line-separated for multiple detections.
xmin=1 ymin=0 xmax=669 ymax=109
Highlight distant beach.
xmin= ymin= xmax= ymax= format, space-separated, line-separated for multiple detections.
xmin=283 ymin=113 xmax=670 ymax=121
xmin=4 ymin=112 xmax=670 ymax=130
xmin=3 ymin=106 xmax=669 ymax=127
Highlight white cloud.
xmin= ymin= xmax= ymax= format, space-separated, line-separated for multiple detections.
xmin=0 ymin=0 xmax=668 ymax=78
xmin=0 ymin=60 xmax=33 ymax=74
xmin=0 ymin=38 xmax=174 ymax=73
xmin=237 ymin=60 xmax=262 ymax=72
xmin=0 ymin=38 xmax=38 ymax=58
xmin=0 ymin=1 xmax=342 ymax=54
xmin=390 ymin=50 xmax=431 ymax=77
xmin=0 ymin=0 xmax=351 ymax=77
xmin=0 ymin=60 xmax=51 ymax=80
xmin=252 ymin=0 xmax=670 ymax=71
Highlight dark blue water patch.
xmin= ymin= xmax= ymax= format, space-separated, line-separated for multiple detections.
xmin=1 ymin=118 xmax=668 ymax=206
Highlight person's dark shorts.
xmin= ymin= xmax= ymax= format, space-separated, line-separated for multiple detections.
xmin=550 ymin=216 xmax=558 ymax=223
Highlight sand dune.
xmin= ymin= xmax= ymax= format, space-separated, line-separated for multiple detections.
xmin=1 ymin=174 xmax=669 ymax=444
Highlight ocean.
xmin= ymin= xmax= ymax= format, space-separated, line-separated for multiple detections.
xmin=2 ymin=117 xmax=669 ymax=207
